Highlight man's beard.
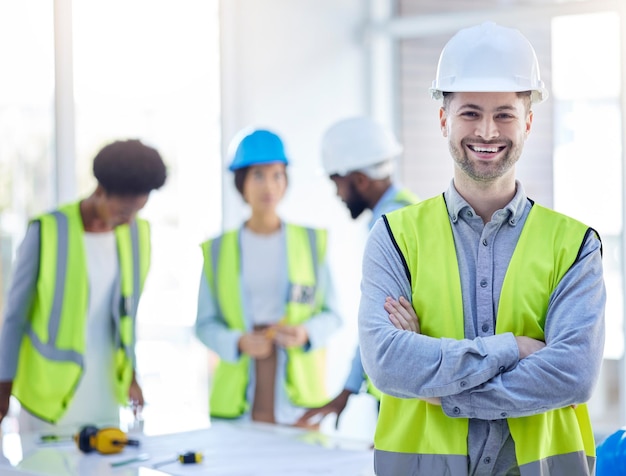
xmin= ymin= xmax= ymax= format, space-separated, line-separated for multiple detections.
xmin=346 ymin=182 xmax=369 ymax=219
xmin=450 ymin=138 xmax=522 ymax=182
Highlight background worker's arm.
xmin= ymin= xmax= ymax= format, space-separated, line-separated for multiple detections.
xmin=440 ymin=233 xmax=605 ymax=419
xmin=0 ymin=223 xmax=40 ymax=423
xmin=128 ymin=371 xmax=144 ymax=415
xmin=358 ymin=220 xmax=519 ymax=401
xmin=295 ymin=348 xmax=365 ymax=427
xmin=194 ymin=271 xmax=244 ymax=363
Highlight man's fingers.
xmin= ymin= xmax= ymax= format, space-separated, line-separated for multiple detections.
xmin=387 ymin=303 xmax=417 ymax=332
xmin=386 ymin=296 xmax=420 ymax=333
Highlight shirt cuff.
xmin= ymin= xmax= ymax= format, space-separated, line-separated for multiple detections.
xmin=441 ymin=332 xmax=519 ymax=418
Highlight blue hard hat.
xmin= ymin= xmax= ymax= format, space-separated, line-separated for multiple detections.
xmin=597 ymin=428 xmax=626 ymax=475
xmin=228 ymin=129 xmax=289 ymax=171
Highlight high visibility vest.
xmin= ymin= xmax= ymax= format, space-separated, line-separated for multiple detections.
xmin=12 ymin=202 xmax=151 ymax=423
xmin=201 ymin=224 xmax=328 ymax=418
xmin=391 ymin=188 xmax=420 ymax=208
xmin=366 ymin=187 xmax=420 ymax=401
xmin=376 ymin=195 xmax=596 ymax=475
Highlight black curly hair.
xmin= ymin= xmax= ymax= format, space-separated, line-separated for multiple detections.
xmin=93 ymin=139 xmax=167 ymax=195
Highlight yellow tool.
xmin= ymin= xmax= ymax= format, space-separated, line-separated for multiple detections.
xmin=74 ymin=425 xmax=140 ymax=455
xmin=265 ymin=317 xmax=287 ymax=339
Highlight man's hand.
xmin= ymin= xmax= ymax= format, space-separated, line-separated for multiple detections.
xmin=384 ymin=296 xmax=420 ymax=333
xmin=239 ymin=331 xmax=274 ymax=359
xmin=515 ymin=336 xmax=546 ymax=359
xmin=0 ymin=381 xmax=12 ymax=424
xmin=128 ymin=373 xmax=145 ymax=416
xmin=295 ymin=389 xmax=352 ymax=429
xmin=270 ymin=324 xmax=308 ymax=348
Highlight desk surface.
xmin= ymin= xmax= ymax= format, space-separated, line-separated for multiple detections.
xmin=0 ymin=420 xmax=374 ymax=476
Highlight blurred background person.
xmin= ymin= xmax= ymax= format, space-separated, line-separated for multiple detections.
xmin=297 ymin=116 xmax=419 ymax=428
xmin=0 ymin=139 xmax=167 ymax=434
xmin=195 ymin=128 xmax=341 ymax=428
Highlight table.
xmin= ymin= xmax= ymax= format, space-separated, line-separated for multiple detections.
xmin=0 ymin=420 xmax=375 ymax=475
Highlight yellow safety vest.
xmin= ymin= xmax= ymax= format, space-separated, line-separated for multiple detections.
xmin=201 ymin=224 xmax=328 ymax=418
xmin=366 ymin=187 xmax=420 ymax=401
xmin=392 ymin=188 xmax=420 ymax=208
xmin=377 ymin=195 xmax=596 ymax=475
xmin=12 ymin=202 xmax=151 ymax=423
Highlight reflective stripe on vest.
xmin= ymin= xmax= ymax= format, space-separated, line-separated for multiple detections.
xmin=376 ymin=194 xmax=595 ymax=475
xmin=12 ymin=202 xmax=150 ymax=423
xmin=201 ymin=224 xmax=328 ymax=418
xmin=113 ymin=218 xmax=151 ymax=403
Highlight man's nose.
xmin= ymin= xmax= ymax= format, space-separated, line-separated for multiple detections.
xmin=475 ymin=117 xmax=499 ymax=139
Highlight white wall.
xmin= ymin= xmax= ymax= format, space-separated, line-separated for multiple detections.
xmin=219 ymin=0 xmax=378 ymax=438
xmin=220 ymin=0 xmax=367 ymax=226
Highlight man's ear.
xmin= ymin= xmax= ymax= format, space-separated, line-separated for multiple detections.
xmin=351 ymin=172 xmax=370 ymax=192
xmin=525 ymin=110 xmax=533 ymax=137
xmin=440 ymin=107 xmax=448 ymax=137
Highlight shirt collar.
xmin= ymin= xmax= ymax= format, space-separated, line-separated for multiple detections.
xmin=443 ymin=179 xmax=528 ymax=225
xmin=370 ymin=183 xmax=401 ymax=228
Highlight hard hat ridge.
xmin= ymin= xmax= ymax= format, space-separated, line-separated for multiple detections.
xmin=430 ymin=22 xmax=548 ymax=103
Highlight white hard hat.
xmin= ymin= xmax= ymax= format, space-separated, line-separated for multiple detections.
xmin=321 ymin=116 xmax=403 ymax=177
xmin=430 ymin=22 xmax=548 ymax=104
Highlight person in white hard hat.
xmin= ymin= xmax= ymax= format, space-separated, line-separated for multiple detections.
xmin=296 ymin=116 xmax=419 ymax=429
xmin=358 ymin=22 xmax=605 ymax=475
xmin=194 ymin=128 xmax=341 ymax=428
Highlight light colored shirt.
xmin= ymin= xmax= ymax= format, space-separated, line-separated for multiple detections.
xmin=241 ymin=227 xmax=285 ymax=327
xmin=195 ymin=222 xmax=342 ymax=425
xmin=359 ymin=180 xmax=605 ymax=475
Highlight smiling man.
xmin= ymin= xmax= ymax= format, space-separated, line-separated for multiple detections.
xmin=358 ymin=23 xmax=606 ymax=476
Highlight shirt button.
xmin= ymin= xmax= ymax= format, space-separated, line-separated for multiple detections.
xmin=453 ymin=407 xmax=461 ymax=415
xmin=460 ymin=381 xmax=467 ymax=388
xmin=482 ymin=238 xmax=488 ymax=246
xmin=509 ymin=219 xmax=516 ymax=225
xmin=466 ymin=210 xmax=473 ymax=217
xmin=481 ymin=324 xmax=489 ymax=333
xmin=501 ymin=412 xmax=507 ymax=418
xmin=484 ymin=457 xmax=491 ymax=465
xmin=499 ymin=366 xmax=506 ymax=373
xmin=480 ymin=279 xmax=488 ymax=288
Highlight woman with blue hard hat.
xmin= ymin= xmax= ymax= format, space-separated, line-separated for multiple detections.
xmin=194 ymin=128 xmax=341 ymax=427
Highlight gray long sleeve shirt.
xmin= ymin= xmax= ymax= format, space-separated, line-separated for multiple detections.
xmin=358 ymin=180 xmax=606 ymax=476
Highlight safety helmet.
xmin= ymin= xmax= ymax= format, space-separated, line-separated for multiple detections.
xmin=596 ymin=428 xmax=626 ymax=476
xmin=430 ymin=22 xmax=548 ymax=104
xmin=228 ymin=128 xmax=289 ymax=171
xmin=321 ymin=116 xmax=403 ymax=177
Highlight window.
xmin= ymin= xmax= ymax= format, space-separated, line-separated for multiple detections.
xmin=72 ymin=0 xmax=222 ymax=432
